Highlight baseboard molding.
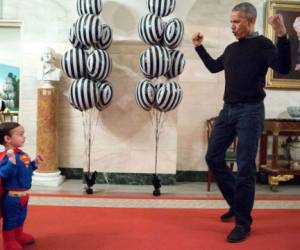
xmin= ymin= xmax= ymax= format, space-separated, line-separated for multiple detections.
xmin=58 ymin=168 xmax=300 ymax=185
xmin=59 ymin=168 xmax=177 ymax=185
xmin=59 ymin=168 xmax=209 ymax=185
xmin=176 ymin=171 xmax=208 ymax=182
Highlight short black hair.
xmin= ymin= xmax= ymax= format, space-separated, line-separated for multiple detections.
xmin=232 ymin=2 xmax=257 ymax=19
xmin=0 ymin=122 xmax=20 ymax=145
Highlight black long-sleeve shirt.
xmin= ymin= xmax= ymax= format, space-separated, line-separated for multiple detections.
xmin=195 ymin=35 xmax=291 ymax=103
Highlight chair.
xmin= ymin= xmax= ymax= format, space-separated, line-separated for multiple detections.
xmin=0 ymin=111 xmax=19 ymax=123
xmin=206 ymin=117 xmax=237 ymax=192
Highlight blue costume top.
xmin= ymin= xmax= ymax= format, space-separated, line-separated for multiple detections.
xmin=0 ymin=150 xmax=36 ymax=190
xmin=0 ymin=149 xmax=36 ymax=230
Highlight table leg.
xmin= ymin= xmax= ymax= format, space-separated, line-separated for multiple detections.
xmin=272 ymin=133 xmax=279 ymax=169
xmin=259 ymin=133 xmax=267 ymax=166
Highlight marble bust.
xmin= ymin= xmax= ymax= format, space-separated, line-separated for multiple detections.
xmin=37 ymin=47 xmax=62 ymax=84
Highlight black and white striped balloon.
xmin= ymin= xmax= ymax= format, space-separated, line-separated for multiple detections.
xmin=95 ymin=80 xmax=113 ymax=111
xmin=135 ymin=79 xmax=156 ymax=111
xmin=75 ymin=14 xmax=102 ymax=47
xmin=61 ymin=48 xmax=87 ymax=79
xmin=68 ymin=78 xmax=99 ymax=111
xmin=154 ymin=82 xmax=164 ymax=93
xmin=147 ymin=0 xmax=176 ymax=17
xmin=69 ymin=23 xmax=86 ymax=49
xmin=165 ymin=50 xmax=185 ymax=79
xmin=153 ymin=82 xmax=164 ymax=108
xmin=163 ymin=18 xmax=184 ymax=49
xmin=156 ymin=80 xmax=182 ymax=112
xmin=94 ymin=24 xmax=113 ymax=50
xmin=140 ymin=45 xmax=171 ymax=79
xmin=87 ymin=49 xmax=112 ymax=81
xmin=68 ymin=84 xmax=78 ymax=110
xmin=77 ymin=0 xmax=102 ymax=15
xmin=138 ymin=13 xmax=164 ymax=45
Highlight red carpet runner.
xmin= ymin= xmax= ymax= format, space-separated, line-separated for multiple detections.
xmin=1 ymin=206 xmax=300 ymax=250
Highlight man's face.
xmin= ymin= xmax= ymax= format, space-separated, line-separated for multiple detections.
xmin=230 ymin=11 xmax=253 ymax=39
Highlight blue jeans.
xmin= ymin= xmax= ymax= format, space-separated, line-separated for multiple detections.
xmin=205 ymin=102 xmax=265 ymax=229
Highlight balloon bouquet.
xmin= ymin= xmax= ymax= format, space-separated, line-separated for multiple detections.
xmin=136 ymin=0 xmax=185 ymax=196
xmin=61 ymin=0 xmax=113 ymax=194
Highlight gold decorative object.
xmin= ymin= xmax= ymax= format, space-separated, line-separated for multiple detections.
xmin=268 ymin=174 xmax=294 ymax=191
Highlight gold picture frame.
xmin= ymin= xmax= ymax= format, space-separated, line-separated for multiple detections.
xmin=265 ymin=0 xmax=300 ymax=89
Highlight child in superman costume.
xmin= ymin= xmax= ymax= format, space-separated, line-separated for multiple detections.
xmin=0 ymin=122 xmax=43 ymax=250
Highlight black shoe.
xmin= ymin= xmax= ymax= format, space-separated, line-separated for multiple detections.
xmin=226 ymin=225 xmax=251 ymax=243
xmin=220 ymin=210 xmax=235 ymax=222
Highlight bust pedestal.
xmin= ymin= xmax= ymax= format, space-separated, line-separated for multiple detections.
xmin=32 ymin=81 xmax=65 ymax=187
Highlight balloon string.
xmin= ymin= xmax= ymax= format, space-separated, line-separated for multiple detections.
xmin=88 ymin=110 xmax=91 ymax=174
xmin=155 ymin=110 xmax=159 ymax=174
xmin=82 ymin=112 xmax=88 ymax=173
xmin=90 ymin=108 xmax=99 ymax=148
xmin=97 ymin=111 xmax=109 ymax=184
xmin=82 ymin=108 xmax=99 ymax=175
xmin=154 ymin=109 xmax=165 ymax=175
xmin=82 ymin=108 xmax=109 ymax=184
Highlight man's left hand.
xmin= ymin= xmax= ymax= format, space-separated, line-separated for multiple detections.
xmin=268 ymin=14 xmax=287 ymax=37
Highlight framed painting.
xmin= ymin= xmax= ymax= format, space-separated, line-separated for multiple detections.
xmin=265 ymin=0 xmax=300 ymax=89
xmin=0 ymin=64 xmax=20 ymax=111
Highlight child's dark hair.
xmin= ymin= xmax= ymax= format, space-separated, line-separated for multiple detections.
xmin=0 ymin=122 xmax=20 ymax=145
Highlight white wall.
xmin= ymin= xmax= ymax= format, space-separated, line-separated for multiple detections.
xmin=0 ymin=26 xmax=20 ymax=67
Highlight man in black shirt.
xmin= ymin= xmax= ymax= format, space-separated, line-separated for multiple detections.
xmin=192 ymin=2 xmax=291 ymax=243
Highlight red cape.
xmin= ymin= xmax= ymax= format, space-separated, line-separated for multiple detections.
xmin=0 ymin=148 xmax=22 ymax=162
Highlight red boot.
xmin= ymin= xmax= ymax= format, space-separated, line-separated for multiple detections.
xmin=2 ymin=230 xmax=23 ymax=250
xmin=14 ymin=226 xmax=35 ymax=246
